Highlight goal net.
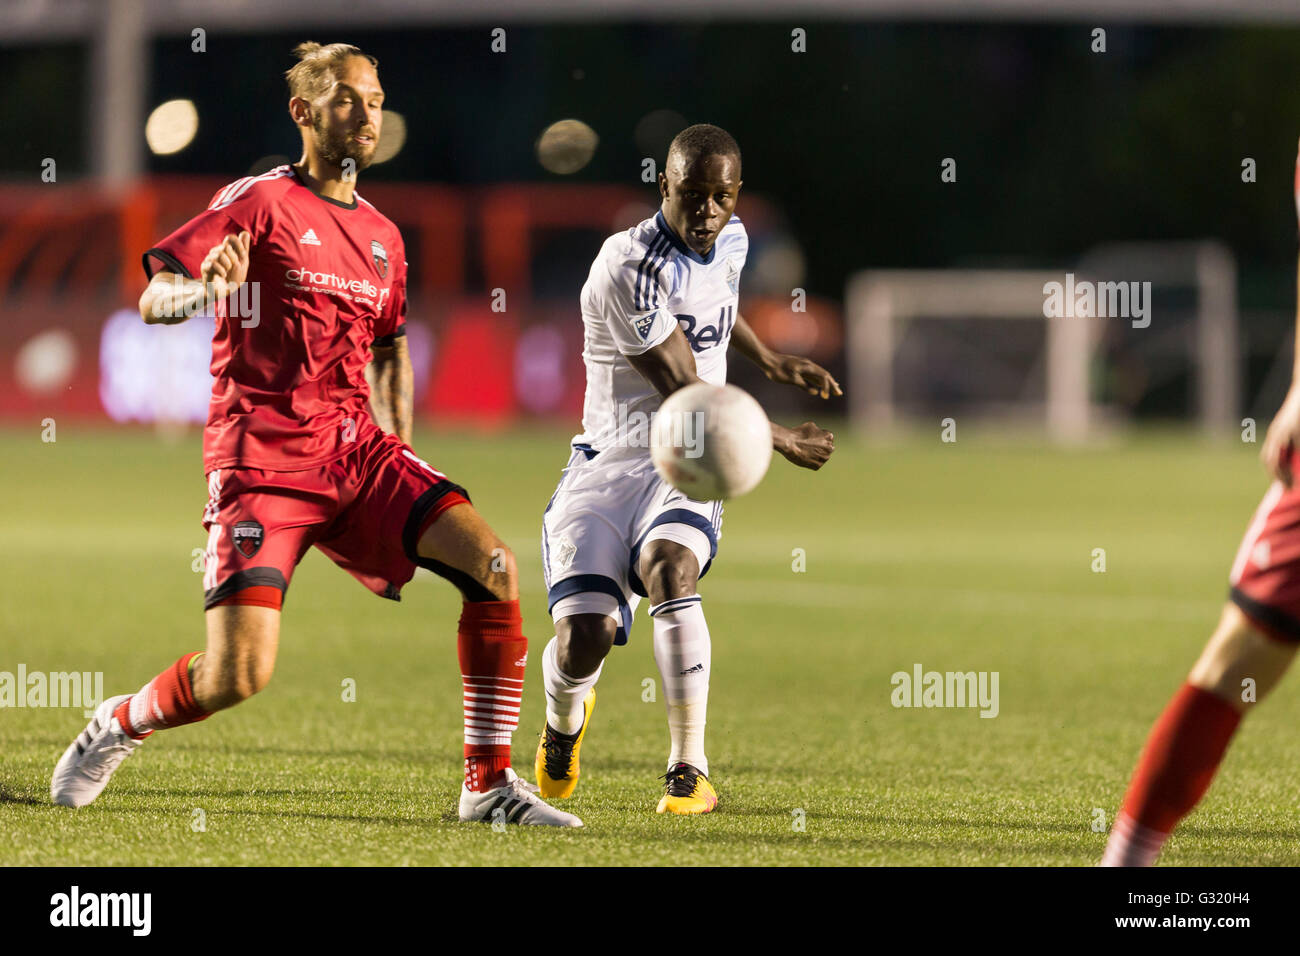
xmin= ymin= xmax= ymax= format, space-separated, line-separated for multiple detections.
xmin=844 ymin=243 xmax=1239 ymax=442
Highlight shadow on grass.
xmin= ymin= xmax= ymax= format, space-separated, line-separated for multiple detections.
xmin=121 ymin=787 xmax=315 ymax=799
xmin=99 ymin=800 xmax=453 ymax=830
xmin=168 ymin=744 xmax=438 ymax=765
xmin=0 ymin=783 xmax=44 ymax=805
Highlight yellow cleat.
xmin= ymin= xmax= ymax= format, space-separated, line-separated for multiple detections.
xmin=656 ymin=762 xmax=718 ymax=815
xmin=534 ymin=689 xmax=594 ymax=799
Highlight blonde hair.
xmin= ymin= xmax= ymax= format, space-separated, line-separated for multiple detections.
xmin=285 ymin=42 xmax=378 ymax=102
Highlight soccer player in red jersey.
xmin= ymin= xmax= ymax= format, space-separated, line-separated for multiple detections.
xmin=1101 ymin=146 xmax=1300 ymax=865
xmin=50 ymin=42 xmax=580 ymax=827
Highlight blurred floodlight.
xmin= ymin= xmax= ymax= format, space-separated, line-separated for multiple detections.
xmin=372 ymin=111 xmax=406 ymax=165
xmin=15 ymin=329 xmax=77 ymax=394
xmin=145 ymin=99 xmax=199 ymax=155
xmin=635 ymin=109 xmax=687 ymax=161
xmin=536 ymin=119 xmax=598 ymax=175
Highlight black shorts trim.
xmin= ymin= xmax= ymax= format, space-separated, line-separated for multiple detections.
xmin=1229 ymin=586 xmax=1300 ymax=643
xmin=143 ymin=247 xmax=192 ymax=280
xmin=372 ymin=325 xmax=408 ymax=349
xmin=203 ymin=567 xmax=288 ymax=610
xmin=401 ymin=481 xmax=471 ymax=562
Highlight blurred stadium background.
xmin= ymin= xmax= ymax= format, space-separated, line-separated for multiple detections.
xmin=7 ymin=0 xmax=1300 ymax=436
xmin=7 ymin=0 xmax=1300 ymax=866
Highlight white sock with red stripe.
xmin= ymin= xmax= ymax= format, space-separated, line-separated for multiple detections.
xmin=542 ymin=636 xmax=602 ymax=736
xmin=457 ymin=600 xmax=527 ymax=793
xmin=1100 ymin=811 xmax=1168 ymax=867
xmin=650 ymin=595 xmax=710 ymax=776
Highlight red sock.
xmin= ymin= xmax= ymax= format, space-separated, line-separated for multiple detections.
xmin=1118 ymin=682 xmax=1242 ymax=835
xmin=113 ymin=652 xmax=211 ymax=740
xmin=458 ymin=600 xmax=527 ymax=792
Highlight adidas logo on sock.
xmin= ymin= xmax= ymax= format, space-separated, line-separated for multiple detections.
xmin=679 ymin=662 xmax=704 ymax=675
xmin=299 ymin=228 xmax=321 ymax=245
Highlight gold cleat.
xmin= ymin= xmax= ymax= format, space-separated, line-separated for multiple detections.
xmin=535 ymin=689 xmax=594 ymax=799
xmin=656 ymin=762 xmax=718 ymax=815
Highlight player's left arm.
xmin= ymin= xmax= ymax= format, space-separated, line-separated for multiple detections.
xmin=366 ymin=334 xmax=413 ymax=446
xmin=730 ymin=311 xmax=842 ymax=400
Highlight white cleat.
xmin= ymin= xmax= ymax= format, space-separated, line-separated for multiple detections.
xmin=51 ymin=694 xmax=144 ymax=808
xmin=458 ymin=767 xmax=583 ymax=827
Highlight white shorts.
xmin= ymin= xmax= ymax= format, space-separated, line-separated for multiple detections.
xmin=541 ymin=443 xmax=723 ymax=645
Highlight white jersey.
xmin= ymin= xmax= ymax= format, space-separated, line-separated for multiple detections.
xmin=573 ymin=210 xmax=748 ymax=456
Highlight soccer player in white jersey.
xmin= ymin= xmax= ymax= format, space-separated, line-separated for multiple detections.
xmin=534 ymin=124 xmax=840 ymax=813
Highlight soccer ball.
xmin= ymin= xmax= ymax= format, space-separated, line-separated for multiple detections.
xmin=650 ymin=383 xmax=772 ymax=500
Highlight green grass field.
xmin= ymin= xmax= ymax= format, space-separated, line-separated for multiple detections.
xmin=3 ymin=423 xmax=1299 ymax=866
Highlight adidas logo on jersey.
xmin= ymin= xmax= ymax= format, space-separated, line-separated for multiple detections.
xmin=299 ymin=228 xmax=321 ymax=246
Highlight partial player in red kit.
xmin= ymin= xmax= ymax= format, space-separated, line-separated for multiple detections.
xmin=1100 ymin=143 xmax=1300 ymax=865
xmin=50 ymin=42 xmax=580 ymax=827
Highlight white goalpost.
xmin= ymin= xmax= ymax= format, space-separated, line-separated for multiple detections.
xmin=843 ymin=242 xmax=1239 ymax=442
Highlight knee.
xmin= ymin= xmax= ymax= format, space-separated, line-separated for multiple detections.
xmin=1188 ymin=603 xmax=1297 ymax=709
xmin=557 ymin=615 xmax=616 ymax=675
xmin=639 ymin=541 xmax=700 ymax=605
xmin=457 ymin=540 xmax=518 ymax=601
xmin=194 ymin=651 xmax=275 ymax=711
xmin=484 ymin=543 xmax=518 ymax=596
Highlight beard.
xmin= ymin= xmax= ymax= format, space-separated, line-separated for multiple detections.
xmin=313 ymin=115 xmax=376 ymax=173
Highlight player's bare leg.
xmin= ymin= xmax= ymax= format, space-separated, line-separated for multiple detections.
xmin=535 ymin=613 xmax=611 ymax=798
xmin=417 ymin=502 xmax=581 ymax=827
xmin=1187 ymin=604 xmax=1297 ymax=705
xmin=1101 ymin=603 xmax=1297 ymax=865
xmin=639 ymin=539 xmax=718 ymax=814
xmin=193 ymin=605 xmax=280 ymax=710
xmin=51 ymin=604 xmax=280 ymax=807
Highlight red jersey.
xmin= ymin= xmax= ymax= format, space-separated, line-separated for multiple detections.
xmin=143 ymin=165 xmax=407 ymax=473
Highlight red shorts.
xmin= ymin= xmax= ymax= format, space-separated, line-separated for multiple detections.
xmin=1229 ymin=476 xmax=1300 ymax=642
xmin=200 ymin=420 xmax=469 ymax=610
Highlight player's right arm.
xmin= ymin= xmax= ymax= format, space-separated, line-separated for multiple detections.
xmin=601 ymin=234 xmax=832 ymax=470
xmin=139 ymin=231 xmax=251 ymax=325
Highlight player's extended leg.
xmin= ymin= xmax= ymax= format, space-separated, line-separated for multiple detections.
xmin=1101 ymin=603 xmax=1297 ymax=865
xmin=416 ymin=502 xmax=581 ymax=827
xmin=535 ymin=612 xmax=614 ymax=797
xmin=639 ymin=539 xmax=718 ymax=815
xmin=51 ymin=603 xmax=280 ymax=807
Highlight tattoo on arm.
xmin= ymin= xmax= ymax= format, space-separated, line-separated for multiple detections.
xmin=367 ymin=335 xmax=413 ymax=445
xmin=393 ymin=334 xmax=413 ymax=446
xmin=366 ymin=345 xmax=396 ymax=436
